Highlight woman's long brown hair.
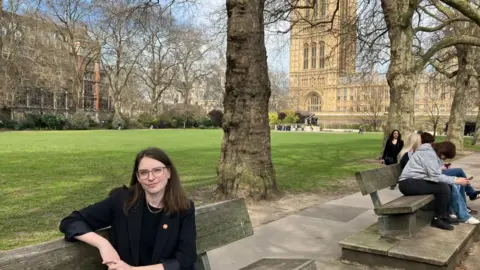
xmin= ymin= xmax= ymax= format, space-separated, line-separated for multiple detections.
xmin=124 ymin=147 xmax=190 ymax=214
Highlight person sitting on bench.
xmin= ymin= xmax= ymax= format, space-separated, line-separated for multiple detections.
xmin=399 ymin=132 xmax=479 ymax=217
xmin=398 ymin=137 xmax=470 ymax=230
xmin=433 ymin=142 xmax=479 ymax=225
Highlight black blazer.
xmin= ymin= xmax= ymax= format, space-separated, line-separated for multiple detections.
xmin=59 ymin=186 xmax=196 ymax=270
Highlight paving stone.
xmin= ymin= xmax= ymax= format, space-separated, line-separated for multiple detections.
xmin=296 ymin=204 xmax=369 ymax=223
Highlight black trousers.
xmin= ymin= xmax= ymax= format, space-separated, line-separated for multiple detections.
xmin=398 ymin=178 xmax=451 ymax=218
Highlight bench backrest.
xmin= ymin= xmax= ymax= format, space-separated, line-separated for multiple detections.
xmin=355 ymin=163 xmax=402 ymax=196
xmin=0 ymin=198 xmax=253 ymax=270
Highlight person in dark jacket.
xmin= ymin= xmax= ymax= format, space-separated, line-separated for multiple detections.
xmin=59 ymin=147 xmax=196 ymax=270
xmin=382 ymin=129 xmax=404 ymax=165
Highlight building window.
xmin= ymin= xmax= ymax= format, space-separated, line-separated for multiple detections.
xmin=307 ymin=94 xmax=321 ymax=112
xmin=303 ymin=44 xmax=309 ymax=69
xmin=343 ymin=88 xmax=347 ymax=101
xmin=311 ymin=43 xmax=317 ymax=69
xmin=319 ymin=41 xmax=325 ymax=68
xmin=337 ymin=89 xmax=341 ymax=101
xmin=321 ymin=0 xmax=326 ymax=17
xmin=56 ymin=92 xmax=66 ymax=109
xmin=313 ymin=0 xmax=318 ymax=17
xmin=84 ymin=80 xmax=95 ymax=110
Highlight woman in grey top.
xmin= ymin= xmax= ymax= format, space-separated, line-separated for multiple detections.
xmin=398 ymin=137 xmax=470 ymax=231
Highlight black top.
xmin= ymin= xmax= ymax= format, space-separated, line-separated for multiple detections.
xmin=59 ymin=186 xmax=196 ymax=270
xmin=400 ymin=152 xmax=410 ymax=169
xmin=382 ymin=139 xmax=404 ymax=164
xmin=139 ymin=202 xmax=165 ymax=266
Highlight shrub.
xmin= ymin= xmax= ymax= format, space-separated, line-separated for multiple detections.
xmin=68 ymin=111 xmax=90 ymax=130
xmin=127 ymin=119 xmax=144 ymax=129
xmin=198 ymin=116 xmax=214 ymax=128
xmin=17 ymin=118 xmax=35 ymax=130
xmin=112 ymin=114 xmax=125 ymax=129
xmin=42 ymin=114 xmax=67 ymax=130
xmin=0 ymin=119 xmax=17 ymax=129
xmin=282 ymin=111 xmax=299 ymax=124
xmin=138 ymin=112 xmax=156 ymax=128
xmin=268 ymin=112 xmax=280 ymax=125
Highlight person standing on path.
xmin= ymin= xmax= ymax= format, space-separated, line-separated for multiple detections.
xmin=382 ymin=129 xmax=404 ymax=189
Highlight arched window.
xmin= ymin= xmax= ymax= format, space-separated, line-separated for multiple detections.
xmin=319 ymin=41 xmax=325 ymax=68
xmin=321 ymin=0 xmax=326 ymax=17
xmin=307 ymin=93 xmax=321 ymax=112
xmin=303 ymin=43 xmax=309 ymax=69
xmin=311 ymin=42 xmax=317 ymax=69
xmin=313 ymin=0 xmax=318 ymax=17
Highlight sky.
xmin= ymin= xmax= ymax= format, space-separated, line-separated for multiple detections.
xmin=172 ymin=0 xmax=291 ymax=73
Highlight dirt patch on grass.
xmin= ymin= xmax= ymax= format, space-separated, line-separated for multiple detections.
xmin=188 ymin=179 xmax=358 ymax=228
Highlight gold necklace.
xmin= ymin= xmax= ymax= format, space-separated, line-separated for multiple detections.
xmin=146 ymin=201 xmax=163 ymax=214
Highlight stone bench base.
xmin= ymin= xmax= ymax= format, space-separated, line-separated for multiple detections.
xmin=239 ymin=258 xmax=317 ymax=270
xmin=339 ymin=222 xmax=480 ymax=270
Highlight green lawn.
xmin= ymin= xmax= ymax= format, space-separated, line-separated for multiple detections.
xmin=0 ymin=129 xmax=478 ymax=250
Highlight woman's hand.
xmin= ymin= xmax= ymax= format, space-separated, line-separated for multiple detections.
xmin=380 ymin=159 xmax=385 ymax=164
xmin=103 ymin=259 xmax=134 ymax=270
xmin=455 ymin=177 xmax=470 ymax=186
xmin=98 ymin=242 xmax=121 ymax=266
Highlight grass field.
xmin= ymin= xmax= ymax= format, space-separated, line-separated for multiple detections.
xmin=0 ymin=129 xmax=478 ymax=250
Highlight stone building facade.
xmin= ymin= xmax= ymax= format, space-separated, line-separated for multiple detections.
xmin=288 ymin=0 xmax=476 ymax=131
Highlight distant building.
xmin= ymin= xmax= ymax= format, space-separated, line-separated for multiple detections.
xmin=0 ymin=4 xmax=113 ymax=121
xmin=288 ymin=0 xmax=477 ymax=130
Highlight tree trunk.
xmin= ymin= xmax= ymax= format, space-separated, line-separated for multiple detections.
xmin=472 ymin=102 xmax=480 ymax=145
xmin=114 ymin=100 xmax=122 ymax=116
xmin=381 ymin=1 xmax=417 ymax=140
xmin=446 ymin=45 xmax=472 ymax=151
xmin=216 ymin=0 xmax=277 ymax=200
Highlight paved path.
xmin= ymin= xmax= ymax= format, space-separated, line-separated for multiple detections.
xmin=206 ymin=152 xmax=480 ymax=270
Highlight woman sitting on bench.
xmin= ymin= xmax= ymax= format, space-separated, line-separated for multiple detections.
xmin=398 ymin=138 xmax=470 ymax=231
xmin=59 ymin=147 xmax=197 ymax=270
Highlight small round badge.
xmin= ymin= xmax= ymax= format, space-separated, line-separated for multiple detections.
xmin=163 ymin=224 xmax=168 ymax=229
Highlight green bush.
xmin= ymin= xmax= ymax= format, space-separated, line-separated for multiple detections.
xmin=112 ymin=114 xmax=125 ymax=129
xmin=68 ymin=111 xmax=90 ymax=130
xmin=198 ymin=116 xmax=214 ymax=128
xmin=138 ymin=112 xmax=156 ymax=128
xmin=17 ymin=118 xmax=35 ymax=130
xmin=127 ymin=119 xmax=144 ymax=129
xmin=0 ymin=115 xmax=17 ymax=129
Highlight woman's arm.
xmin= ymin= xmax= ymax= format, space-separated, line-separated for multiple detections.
xmin=59 ymin=189 xmax=120 ymax=241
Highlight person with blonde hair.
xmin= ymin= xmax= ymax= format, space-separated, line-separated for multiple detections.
xmin=398 ymin=133 xmax=422 ymax=169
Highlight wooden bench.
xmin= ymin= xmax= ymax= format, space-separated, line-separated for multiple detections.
xmin=0 ymin=198 xmax=316 ymax=270
xmin=355 ymin=163 xmax=434 ymax=238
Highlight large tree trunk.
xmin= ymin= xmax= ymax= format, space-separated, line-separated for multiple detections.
xmin=381 ymin=1 xmax=417 ymax=140
xmin=216 ymin=0 xmax=277 ymax=200
xmin=446 ymin=45 xmax=473 ymax=151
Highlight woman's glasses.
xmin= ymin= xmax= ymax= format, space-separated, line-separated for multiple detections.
xmin=137 ymin=166 xmax=167 ymax=180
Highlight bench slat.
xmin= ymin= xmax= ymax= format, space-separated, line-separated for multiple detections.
xmin=374 ymin=195 xmax=434 ymax=215
xmin=355 ymin=164 xmax=402 ymax=195
xmin=0 ymin=198 xmax=253 ymax=270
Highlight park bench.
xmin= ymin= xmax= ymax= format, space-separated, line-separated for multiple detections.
xmin=0 ymin=198 xmax=316 ymax=270
xmin=355 ymin=163 xmax=434 ymax=238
